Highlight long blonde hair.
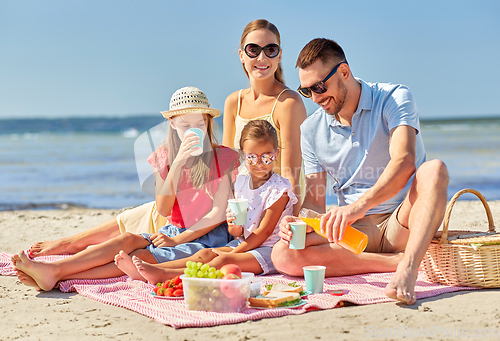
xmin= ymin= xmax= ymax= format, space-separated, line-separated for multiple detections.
xmin=240 ymin=19 xmax=285 ymax=85
xmin=167 ymin=114 xmax=220 ymax=195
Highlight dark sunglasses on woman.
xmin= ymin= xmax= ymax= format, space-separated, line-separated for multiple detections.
xmin=244 ymin=43 xmax=281 ymax=59
xmin=297 ymin=61 xmax=348 ymax=98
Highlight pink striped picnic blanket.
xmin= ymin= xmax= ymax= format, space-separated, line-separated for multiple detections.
xmin=1 ymin=251 xmax=477 ymax=328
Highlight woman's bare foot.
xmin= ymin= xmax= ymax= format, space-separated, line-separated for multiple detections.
xmin=114 ymin=250 xmax=146 ymax=281
xmin=16 ymin=270 xmax=43 ymax=291
xmin=133 ymin=256 xmax=175 ymax=285
xmin=29 ymin=239 xmax=75 ymax=258
xmin=13 ymin=251 xmax=60 ymax=291
xmin=385 ymin=258 xmax=418 ymax=305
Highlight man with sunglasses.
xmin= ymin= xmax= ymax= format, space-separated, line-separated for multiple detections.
xmin=272 ymin=38 xmax=449 ymax=305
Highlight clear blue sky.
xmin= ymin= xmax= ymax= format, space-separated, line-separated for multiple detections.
xmin=1 ymin=0 xmax=499 ymax=120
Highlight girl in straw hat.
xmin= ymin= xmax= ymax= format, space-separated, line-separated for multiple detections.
xmin=13 ymin=87 xmax=241 ymax=291
xmin=223 ymin=19 xmax=307 ymax=215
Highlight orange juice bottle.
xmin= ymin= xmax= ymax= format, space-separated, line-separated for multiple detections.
xmin=298 ymin=208 xmax=368 ymax=254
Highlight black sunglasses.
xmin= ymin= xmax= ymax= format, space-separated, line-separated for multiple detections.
xmin=297 ymin=61 xmax=347 ymax=98
xmin=244 ymin=43 xmax=281 ymax=58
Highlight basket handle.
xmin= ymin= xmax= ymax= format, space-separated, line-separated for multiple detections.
xmin=440 ymin=188 xmax=496 ymax=244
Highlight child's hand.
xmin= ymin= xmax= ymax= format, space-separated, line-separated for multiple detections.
xmin=226 ymin=207 xmax=244 ymax=237
xmin=148 ymin=233 xmax=177 ymax=247
xmin=211 ymin=248 xmax=235 ymax=256
xmin=173 ymin=130 xmax=201 ymax=165
xmin=226 ymin=207 xmax=236 ymax=225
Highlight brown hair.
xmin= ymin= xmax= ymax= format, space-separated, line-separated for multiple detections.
xmin=296 ymin=38 xmax=347 ymax=69
xmin=239 ymin=120 xmax=279 ymax=150
xmin=167 ymin=114 xmax=220 ymax=193
xmin=240 ymin=19 xmax=285 ymax=85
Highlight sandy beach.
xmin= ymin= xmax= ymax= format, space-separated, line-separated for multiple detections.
xmin=1 ymin=200 xmax=500 ymax=341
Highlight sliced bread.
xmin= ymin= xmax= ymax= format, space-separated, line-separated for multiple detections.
xmin=266 ymin=282 xmax=303 ymax=294
xmin=248 ymin=291 xmax=300 ymax=308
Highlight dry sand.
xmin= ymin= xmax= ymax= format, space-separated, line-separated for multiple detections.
xmin=1 ymin=200 xmax=500 ymax=340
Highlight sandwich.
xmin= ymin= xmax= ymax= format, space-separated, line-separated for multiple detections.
xmin=264 ymin=282 xmax=303 ymax=295
xmin=248 ymin=291 xmax=300 ymax=308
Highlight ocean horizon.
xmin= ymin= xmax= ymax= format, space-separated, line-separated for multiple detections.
xmin=1 ymin=115 xmax=499 ymax=211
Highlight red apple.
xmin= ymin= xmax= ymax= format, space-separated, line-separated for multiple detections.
xmin=220 ymin=264 xmax=242 ymax=279
xmin=222 ymin=273 xmax=240 ymax=280
xmin=219 ymin=279 xmax=239 ymax=298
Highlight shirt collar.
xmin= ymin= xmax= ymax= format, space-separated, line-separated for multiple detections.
xmin=355 ymin=78 xmax=373 ymax=114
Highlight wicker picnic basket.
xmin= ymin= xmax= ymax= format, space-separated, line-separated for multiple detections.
xmin=422 ymin=188 xmax=500 ymax=288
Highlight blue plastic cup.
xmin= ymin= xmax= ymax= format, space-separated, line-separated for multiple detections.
xmin=228 ymin=198 xmax=248 ymax=225
xmin=289 ymin=221 xmax=307 ymax=249
xmin=303 ymin=265 xmax=326 ymax=294
xmin=184 ymin=128 xmax=204 ymax=156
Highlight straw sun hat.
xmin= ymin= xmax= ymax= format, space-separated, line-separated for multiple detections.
xmin=160 ymin=86 xmax=220 ymax=119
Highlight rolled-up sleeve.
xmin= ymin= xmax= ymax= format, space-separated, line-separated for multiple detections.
xmin=301 ymin=122 xmax=324 ymax=175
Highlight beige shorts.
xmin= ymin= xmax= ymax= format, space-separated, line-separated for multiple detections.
xmin=116 ymin=201 xmax=169 ymax=235
xmin=351 ymin=204 xmax=409 ymax=253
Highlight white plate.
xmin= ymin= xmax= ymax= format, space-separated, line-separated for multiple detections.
xmin=149 ymin=292 xmax=184 ymax=300
xmin=249 ymin=299 xmax=307 ymax=310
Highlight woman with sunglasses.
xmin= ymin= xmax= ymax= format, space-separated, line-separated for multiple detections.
xmin=223 ymin=19 xmax=307 ymax=214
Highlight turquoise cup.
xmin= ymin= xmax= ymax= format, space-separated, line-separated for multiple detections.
xmin=228 ymin=198 xmax=248 ymax=225
xmin=303 ymin=265 xmax=326 ymax=294
xmin=184 ymin=128 xmax=204 ymax=156
xmin=289 ymin=221 xmax=307 ymax=249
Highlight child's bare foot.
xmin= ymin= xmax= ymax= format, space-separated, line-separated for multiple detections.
xmin=29 ymin=239 xmax=73 ymax=257
xmin=385 ymin=258 xmax=418 ymax=305
xmin=14 ymin=251 xmax=59 ymax=291
xmin=133 ymin=256 xmax=172 ymax=285
xmin=114 ymin=250 xmax=146 ymax=281
xmin=11 ymin=253 xmax=21 ymax=268
xmin=16 ymin=270 xmax=43 ymax=291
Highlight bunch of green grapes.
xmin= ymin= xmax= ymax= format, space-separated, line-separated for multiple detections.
xmin=183 ymin=261 xmax=223 ymax=279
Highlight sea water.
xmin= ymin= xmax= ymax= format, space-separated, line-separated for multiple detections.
xmin=0 ymin=116 xmax=499 ymax=210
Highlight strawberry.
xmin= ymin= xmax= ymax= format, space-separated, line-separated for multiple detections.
xmin=172 ymin=275 xmax=182 ymax=286
xmin=165 ymin=287 xmax=175 ymax=297
xmin=173 ymin=289 xmax=183 ymax=297
xmin=157 ymin=287 xmax=166 ymax=296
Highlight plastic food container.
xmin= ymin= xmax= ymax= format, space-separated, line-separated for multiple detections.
xmin=181 ymin=272 xmax=254 ymax=312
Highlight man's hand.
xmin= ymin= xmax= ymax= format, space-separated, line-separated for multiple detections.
xmin=278 ymin=215 xmax=311 ymax=245
xmin=322 ymin=204 xmax=365 ymax=243
xmin=149 ymin=233 xmax=178 ymax=248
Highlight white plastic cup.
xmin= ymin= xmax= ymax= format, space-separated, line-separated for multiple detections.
xmin=228 ymin=198 xmax=248 ymax=225
xmin=184 ymin=128 xmax=204 ymax=156
xmin=289 ymin=221 xmax=307 ymax=249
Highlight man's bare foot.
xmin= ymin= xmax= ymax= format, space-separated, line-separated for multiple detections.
xmin=29 ymin=239 xmax=75 ymax=258
xmin=14 ymin=251 xmax=59 ymax=291
xmin=385 ymin=258 xmax=418 ymax=305
xmin=16 ymin=270 xmax=43 ymax=291
xmin=133 ymin=256 xmax=175 ymax=285
xmin=114 ymin=250 xmax=146 ymax=281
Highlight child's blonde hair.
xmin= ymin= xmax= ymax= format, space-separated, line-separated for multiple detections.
xmin=239 ymin=120 xmax=278 ymax=150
